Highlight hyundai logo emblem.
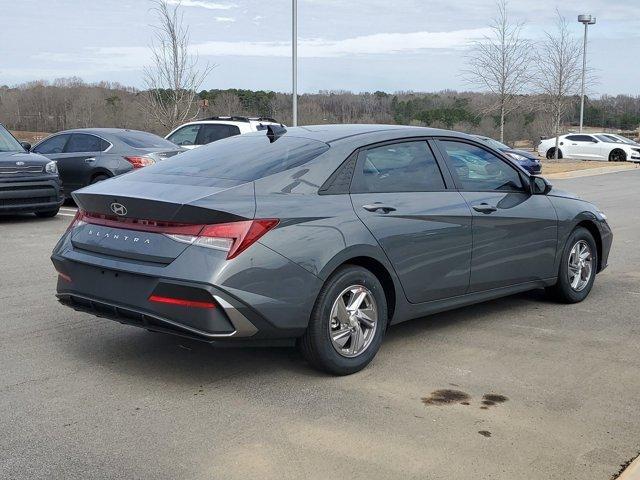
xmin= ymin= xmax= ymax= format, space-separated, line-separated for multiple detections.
xmin=110 ymin=202 xmax=127 ymax=216
xmin=15 ymin=161 xmax=25 ymax=166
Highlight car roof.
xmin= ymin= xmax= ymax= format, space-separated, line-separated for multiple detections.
xmin=269 ymin=124 xmax=467 ymax=144
xmin=53 ymin=128 xmax=156 ymax=136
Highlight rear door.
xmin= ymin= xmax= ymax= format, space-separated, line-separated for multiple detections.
xmin=196 ymin=124 xmax=241 ymax=145
xmin=351 ymin=139 xmax=472 ymax=303
xmin=436 ymin=139 xmax=557 ymax=292
xmin=56 ymin=133 xmax=109 ymax=190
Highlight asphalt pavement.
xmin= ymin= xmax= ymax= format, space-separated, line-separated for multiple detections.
xmin=1 ymin=171 xmax=639 ymax=479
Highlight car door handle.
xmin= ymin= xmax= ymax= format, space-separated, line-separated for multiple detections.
xmin=362 ymin=203 xmax=397 ymax=213
xmin=84 ymin=157 xmax=96 ymax=164
xmin=472 ymin=203 xmax=497 ymax=214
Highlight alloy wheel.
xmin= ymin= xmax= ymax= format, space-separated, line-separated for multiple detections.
xmin=568 ymin=240 xmax=593 ymax=292
xmin=329 ymin=285 xmax=378 ymax=358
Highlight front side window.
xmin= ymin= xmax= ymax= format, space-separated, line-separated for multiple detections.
xmin=354 ymin=141 xmax=445 ymax=193
xmin=0 ymin=125 xmax=24 ymax=153
xmin=167 ymin=125 xmax=200 ymax=146
xmin=33 ymin=134 xmax=70 ymax=154
xmin=64 ymin=134 xmax=106 ymax=153
xmin=196 ymin=124 xmax=241 ymax=145
xmin=440 ymin=140 xmax=524 ymax=192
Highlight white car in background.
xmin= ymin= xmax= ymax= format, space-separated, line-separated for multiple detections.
xmin=538 ymin=133 xmax=640 ymax=162
xmin=165 ymin=116 xmax=283 ymax=149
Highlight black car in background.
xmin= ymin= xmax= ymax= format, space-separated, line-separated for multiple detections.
xmin=473 ymin=135 xmax=542 ymax=175
xmin=31 ymin=128 xmax=183 ymax=195
xmin=0 ymin=124 xmax=63 ymax=218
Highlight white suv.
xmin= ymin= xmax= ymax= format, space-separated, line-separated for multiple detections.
xmin=166 ymin=116 xmax=283 ymax=149
xmin=538 ymin=133 xmax=640 ymax=162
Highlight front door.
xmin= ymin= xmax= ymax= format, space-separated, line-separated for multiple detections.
xmin=437 ymin=139 xmax=558 ymax=292
xmin=351 ymin=139 xmax=472 ymax=303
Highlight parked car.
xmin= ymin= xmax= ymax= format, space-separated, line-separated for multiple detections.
xmin=165 ymin=116 xmax=283 ymax=149
xmin=472 ymin=135 xmax=542 ymax=174
xmin=52 ymin=125 xmax=612 ymax=375
xmin=31 ymin=128 xmax=183 ymax=196
xmin=537 ymin=133 xmax=640 ymax=162
xmin=0 ymin=124 xmax=63 ymax=217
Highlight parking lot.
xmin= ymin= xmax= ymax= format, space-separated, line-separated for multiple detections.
xmin=1 ymin=170 xmax=639 ymax=480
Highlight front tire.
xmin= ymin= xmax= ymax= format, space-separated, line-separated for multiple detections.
xmin=546 ymin=227 xmax=598 ymax=303
xmin=300 ymin=265 xmax=388 ymax=375
xmin=609 ymin=149 xmax=626 ymax=162
xmin=35 ymin=208 xmax=60 ymax=218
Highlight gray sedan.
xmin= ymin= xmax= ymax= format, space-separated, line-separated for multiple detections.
xmin=51 ymin=124 xmax=612 ymax=375
xmin=31 ymin=128 xmax=183 ymax=196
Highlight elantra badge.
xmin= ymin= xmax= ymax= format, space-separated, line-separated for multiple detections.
xmin=110 ymin=202 xmax=127 ymax=216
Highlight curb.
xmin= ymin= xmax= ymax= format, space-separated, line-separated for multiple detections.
xmin=545 ymin=164 xmax=638 ymax=180
xmin=616 ymin=454 xmax=640 ymax=480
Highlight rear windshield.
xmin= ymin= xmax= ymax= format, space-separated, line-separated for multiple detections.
xmin=148 ymin=134 xmax=329 ymax=181
xmin=115 ymin=131 xmax=178 ymax=149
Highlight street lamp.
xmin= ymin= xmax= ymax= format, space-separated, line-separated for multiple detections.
xmin=292 ymin=0 xmax=298 ymax=127
xmin=578 ymin=14 xmax=596 ymax=133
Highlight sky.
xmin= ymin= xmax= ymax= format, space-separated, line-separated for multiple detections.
xmin=1 ymin=0 xmax=639 ymax=95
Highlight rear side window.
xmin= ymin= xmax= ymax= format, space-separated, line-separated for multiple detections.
xmin=353 ymin=141 xmax=445 ymax=193
xmin=566 ymin=135 xmax=596 ymax=142
xmin=115 ymin=131 xmax=178 ymax=148
xmin=196 ymin=124 xmax=241 ymax=145
xmin=168 ymin=125 xmax=200 ymax=146
xmin=148 ymin=134 xmax=329 ymax=181
xmin=440 ymin=140 xmax=525 ymax=192
xmin=65 ymin=134 xmax=108 ymax=153
xmin=33 ymin=134 xmax=70 ymax=154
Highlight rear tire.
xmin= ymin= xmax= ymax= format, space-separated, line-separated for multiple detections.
xmin=35 ymin=208 xmax=59 ymax=218
xmin=546 ymin=148 xmax=563 ymax=159
xmin=90 ymin=174 xmax=109 ymax=184
xmin=299 ymin=265 xmax=388 ymax=375
xmin=546 ymin=227 xmax=597 ymax=303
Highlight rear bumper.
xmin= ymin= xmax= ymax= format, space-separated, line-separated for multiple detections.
xmin=0 ymin=177 xmax=63 ymax=213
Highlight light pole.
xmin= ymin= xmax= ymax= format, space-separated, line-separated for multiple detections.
xmin=578 ymin=14 xmax=596 ymax=133
xmin=292 ymin=0 xmax=298 ymax=127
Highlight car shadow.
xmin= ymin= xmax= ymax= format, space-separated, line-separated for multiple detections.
xmin=59 ymin=289 xmax=549 ymax=384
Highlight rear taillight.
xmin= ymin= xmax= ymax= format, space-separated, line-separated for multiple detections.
xmin=70 ymin=209 xmax=278 ymax=260
xmin=166 ymin=219 xmax=279 ymax=259
xmin=124 ymin=156 xmax=155 ymax=168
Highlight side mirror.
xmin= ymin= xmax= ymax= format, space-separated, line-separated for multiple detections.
xmin=531 ymin=175 xmax=552 ymax=195
xmin=21 ymin=142 xmax=31 ymax=151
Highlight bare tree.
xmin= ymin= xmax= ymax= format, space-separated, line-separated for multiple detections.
xmin=463 ymin=0 xmax=531 ymax=142
xmin=533 ymin=12 xmax=583 ymax=159
xmin=141 ymin=0 xmax=214 ymax=131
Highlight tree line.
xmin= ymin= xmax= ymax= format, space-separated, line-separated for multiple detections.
xmin=1 ymin=80 xmax=638 ymax=146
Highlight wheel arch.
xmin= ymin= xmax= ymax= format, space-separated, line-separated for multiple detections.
xmin=575 ymin=219 xmax=603 ymax=272
xmin=318 ymin=248 xmax=401 ymax=323
xmin=89 ymin=169 xmax=112 ymax=184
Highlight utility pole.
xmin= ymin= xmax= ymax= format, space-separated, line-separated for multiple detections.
xmin=578 ymin=14 xmax=596 ymax=133
xmin=292 ymin=0 xmax=298 ymax=126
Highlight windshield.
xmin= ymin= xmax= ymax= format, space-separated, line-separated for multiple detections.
xmin=596 ymin=135 xmax=622 ymax=143
xmin=148 ymin=134 xmax=329 ymax=181
xmin=0 ymin=125 xmax=25 ymax=153
xmin=475 ymin=136 xmax=510 ymax=151
xmin=604 ymin=134 xmax=635 ymax=145
xmin=115 ymin=131 xmax=178 ymax=149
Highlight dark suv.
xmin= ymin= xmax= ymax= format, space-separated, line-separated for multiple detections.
xmin=0 ymin=125 xmax=63 ymax=218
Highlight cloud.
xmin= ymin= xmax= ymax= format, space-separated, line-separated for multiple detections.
xmin=166 ymin=0 xmax=236 ymax=10
xmin=192 ymin=28 xmax=492 ymax=58
xmin=214 ymin=16 xmax=235 ymax=22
